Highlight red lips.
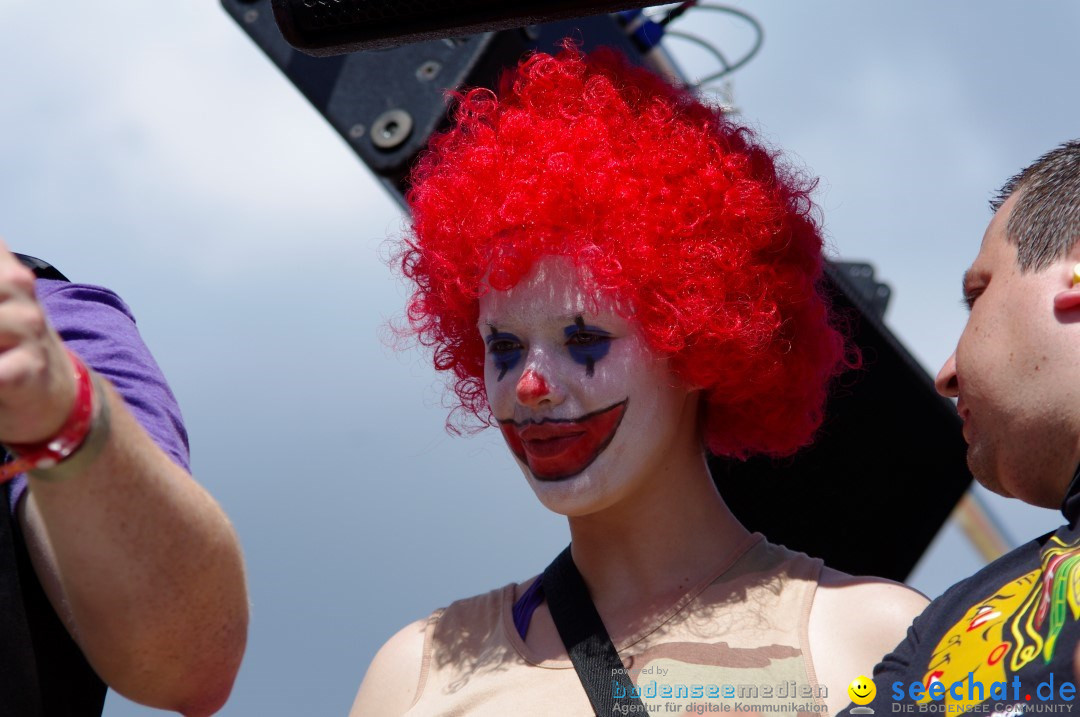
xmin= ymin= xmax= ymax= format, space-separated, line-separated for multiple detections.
xmin=498 ymin=400 xmax=628 ymax=481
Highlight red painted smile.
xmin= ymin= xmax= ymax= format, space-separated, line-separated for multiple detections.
xmin=498 ymin=400 xmax=628 ymax=481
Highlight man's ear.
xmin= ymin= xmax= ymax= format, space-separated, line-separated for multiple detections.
xmin=1054 ymin=262 xmax=1080 ymax=312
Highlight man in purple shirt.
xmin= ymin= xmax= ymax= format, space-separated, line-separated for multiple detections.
xmin=0 ymin=243 xmax=248 ymax=715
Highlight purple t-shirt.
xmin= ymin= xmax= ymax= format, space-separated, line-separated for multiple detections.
xmin=7 ymin=279 xmax=190 ymax=511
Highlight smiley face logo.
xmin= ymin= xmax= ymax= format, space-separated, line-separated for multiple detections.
xmin=848 ymin=675 xmax=876 ymax=705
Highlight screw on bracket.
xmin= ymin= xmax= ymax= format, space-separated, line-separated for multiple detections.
xmin=370 ymin=109 xmax=413 ymax=150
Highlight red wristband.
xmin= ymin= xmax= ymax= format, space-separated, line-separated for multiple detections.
xmin=0 ymin=349 xmax=96 ymax=483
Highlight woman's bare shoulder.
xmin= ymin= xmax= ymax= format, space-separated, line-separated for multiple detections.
xmin=808 ymin=567 xmax=930 ymax=713
xmin=349 ymin=615 xmax=436 ymax=717
xmin=348 ymin=581 xmax=522 ymax=716
xmin=816 ymin=566 xmax=930 ymax=623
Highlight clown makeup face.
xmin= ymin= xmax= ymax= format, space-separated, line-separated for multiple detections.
xmin=477 ymin=255 xmax=698 ymax=517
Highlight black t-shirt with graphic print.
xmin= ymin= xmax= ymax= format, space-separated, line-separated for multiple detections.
xmin=841 ymin=470 xmax=1080 ymax=716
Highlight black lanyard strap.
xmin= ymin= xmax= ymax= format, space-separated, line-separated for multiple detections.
xmin=542 ymin=544 xmax=649 ymax=716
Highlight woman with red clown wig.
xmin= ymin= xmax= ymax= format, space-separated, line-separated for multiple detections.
xmin=352 ymin=44 xmax=926 ymax=716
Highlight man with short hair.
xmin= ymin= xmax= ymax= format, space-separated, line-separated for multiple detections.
xmin=843 ymin=140 xmax=1080 ymax=714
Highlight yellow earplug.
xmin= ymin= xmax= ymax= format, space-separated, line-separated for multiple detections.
xmin=1074 ymin=263 xmax=1080 ymax=286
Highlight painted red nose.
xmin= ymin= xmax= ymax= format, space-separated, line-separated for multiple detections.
xmin=516 ymin=369 xmax=550 ymax=405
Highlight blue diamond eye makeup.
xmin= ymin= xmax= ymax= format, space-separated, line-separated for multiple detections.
xmin=485 ymin=328 xmax=523 ymax=381
xmin=485 ymin=316 xmax=613 ymax=382
xmin=565 ymin=315 xmax=612 ymax=378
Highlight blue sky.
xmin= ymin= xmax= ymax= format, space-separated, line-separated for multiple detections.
xmin=1 ymin=2 xmax=1077 ymax=714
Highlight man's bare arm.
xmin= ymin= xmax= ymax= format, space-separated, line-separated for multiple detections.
xmin=0 ymin=245 xmax=247 ymax=715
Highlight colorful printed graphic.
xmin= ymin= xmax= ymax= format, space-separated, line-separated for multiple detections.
xmin=920 ymin=536 xmax=1080 ymax=709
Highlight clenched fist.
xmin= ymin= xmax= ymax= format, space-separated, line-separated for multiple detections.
xmin=0 ymin=241 xmax=76 ymax=445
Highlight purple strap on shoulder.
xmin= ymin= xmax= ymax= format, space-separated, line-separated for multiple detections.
xmin=512 ymin=576 xmax=545 ymax=640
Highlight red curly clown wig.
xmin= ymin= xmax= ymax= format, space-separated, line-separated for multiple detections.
xmin=399 ymin=44 xmax=849 ymax=458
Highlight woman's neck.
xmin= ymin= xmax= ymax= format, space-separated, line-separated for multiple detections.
xmin=565 ymin=433 xmax=751 ymax=626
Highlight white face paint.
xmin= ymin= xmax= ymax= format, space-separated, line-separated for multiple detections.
xmin=477 ymin=255 xmax=697 ymax=517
